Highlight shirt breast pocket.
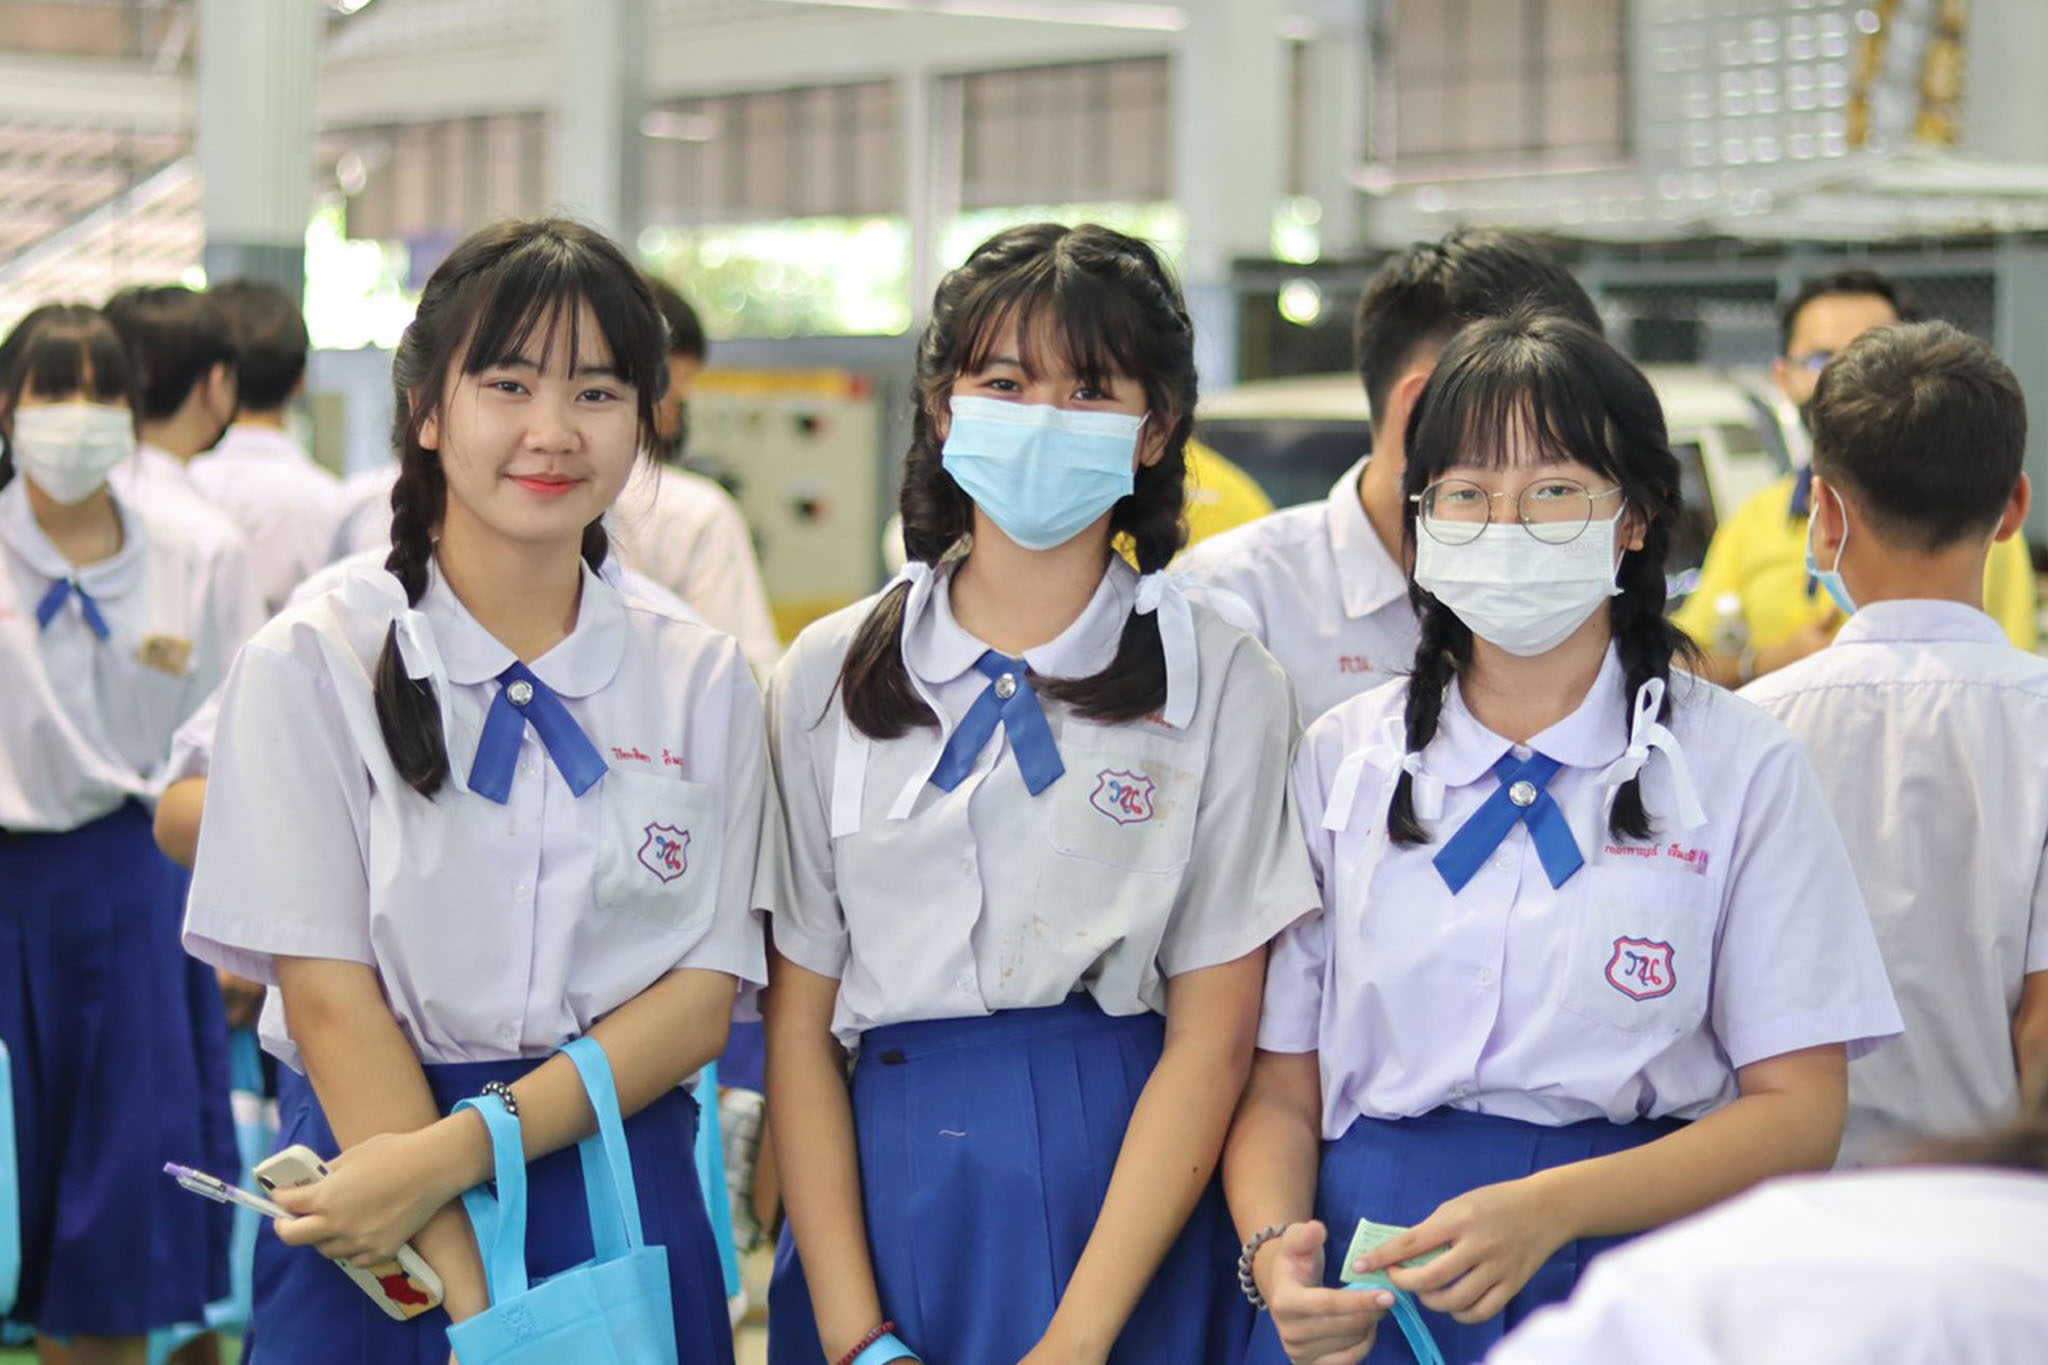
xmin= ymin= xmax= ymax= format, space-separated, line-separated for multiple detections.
xmin=1556 ymin=860 xmax=1717 ymax=1040
xmin=593 ymin=767 xmax=721 ymax=935
xmin=1046 ymin=729 xmax=1201 ymax=876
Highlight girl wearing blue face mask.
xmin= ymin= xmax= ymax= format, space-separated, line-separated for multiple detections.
xmin=762 ymin=223 xmax=1319 ymax=1365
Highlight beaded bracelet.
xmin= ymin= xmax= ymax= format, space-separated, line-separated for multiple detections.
xmin=834 ymin=1322 xmax=900 ymax=1365
xmin=850 ymin=1333 xmax=915 ymax=1365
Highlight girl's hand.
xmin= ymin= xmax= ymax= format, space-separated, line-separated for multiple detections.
xmin=273 ymin=1123 xmax=469 ymax=1266
xmin=1360 ymin=1176 xmax=1571 ymax=1325
xmin=1259 ymin=1221 xmax=1393 ymax=1365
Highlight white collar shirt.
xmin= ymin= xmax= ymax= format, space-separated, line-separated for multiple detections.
xmin=609 ymin=461 xmax=781 ymax=676
xmin=1262 ymin=649 xmax=1901 ymax=1134
xmin=0 ymin=480 xmax=257 ymax=829
xmin=327 ymin=465 xmax=399 ymax=563
xmin=766 ymin=556 xmax=1317 ymax=1049
xmin=1488 ymin=1169 xmax=2048 ymax=1365
xmin=1178 ymin=456 xmax=1420 ymax=725
xmin=189 ymin=425 xmax=344 ymax=614
xmin=1740 ymin=599 xmax=2048 ymax=1166
xmin=182 ymin=558 xmax=773 ymax=1070
xmin=109 ymin=442 xmax=250 ymax=560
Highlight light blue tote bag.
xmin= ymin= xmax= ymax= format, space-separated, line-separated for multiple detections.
xmin=0 ymin=1038 xmax=18 ymax=1317
xmin=445 ymin=1036 xmax=677 ymax=1365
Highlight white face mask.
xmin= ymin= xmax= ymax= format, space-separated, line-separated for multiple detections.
xmin=1414 ymin=510 xmax=1626 ymax=657
xmin=9 ymin=402 xmax=135 ymax=505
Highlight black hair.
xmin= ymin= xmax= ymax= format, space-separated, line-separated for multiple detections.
xmin=0 ymin=304 xmax=137 ymax=491
xmin=373 ymin=217 xmax=669 ymax=797
xmin=1777 ymin=267 xmax=1911 ymax=356
xmin=1353 ymin=229 xmax=1603 ymax=428
xmin=837 ymin=221 xmax=1196 ymax=740
xmin=1389 ymin=307 xmax=1701 ymax=848
xmin=641 ymin=274 xmax=708 ymax=362
xmin=1810 ymin=320 xmax=2026 ymax=554
xmin=102 ymin=284 xmax=237 ymax=422
xmin=210 ymin=279 xmax=310 ymax=413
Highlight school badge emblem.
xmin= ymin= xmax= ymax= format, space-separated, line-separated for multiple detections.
xmin=638 ymin=823 xmax=691 ymax=883
xmin=1605 ymin=936 xmax=1675 ymax=1001
xmin=1090 ymin=769 xmax=1156 ymax=826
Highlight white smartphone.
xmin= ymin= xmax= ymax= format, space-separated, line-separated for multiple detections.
xmin=254 ymin=1143 xmax=447 ymax=1320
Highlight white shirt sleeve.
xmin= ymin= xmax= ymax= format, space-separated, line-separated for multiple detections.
xmin=679 ymin=640 xmax=774 ymax=989
xmin=1159 ymin=637 xmax=1318 ymax=976
xmin=182 ymin=641 xmax=375 ymax=983
xmin=1257 ymin=722 xmax=1337 ymax=1053
xmin=761 ymin=638 xmax=848 ymax=979
xmin=1711 ymin=730 xmax=1903 ymax=1068
xmin=679 ymin=487 xmax=781 ymax=677
xmin=2028 ymin=829 xmax=2048 ymax=975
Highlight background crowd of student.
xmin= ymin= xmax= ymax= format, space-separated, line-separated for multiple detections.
xmin=0 ymin=214 xmax=2041 ymax=1365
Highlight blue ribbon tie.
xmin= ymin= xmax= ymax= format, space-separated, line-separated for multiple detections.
xmin=35 ymin=578 xmax=110 ymax=640
xmin=929 ymin=650 xmax=1065 ymax=796
xmin=1431 ymin=751 xmax=1584 ymax=893
xmin=466 ymin=661 xmax=609 ymax=804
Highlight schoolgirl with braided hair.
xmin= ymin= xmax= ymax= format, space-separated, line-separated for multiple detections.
xmin=184 ymin=217 xmax=771 ymax=1363
xmin=1226 ymin=308 xmax=1902 ymax=1365
xmin=763 ymin=222 xmax=1318 ymax=1365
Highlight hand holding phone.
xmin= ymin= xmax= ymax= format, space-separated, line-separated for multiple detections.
xmin=256 ymin=1144 xmax=447 ymax=1321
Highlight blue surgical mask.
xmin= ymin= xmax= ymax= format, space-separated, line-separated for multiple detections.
xmin=1804 ymin=484 xmax=1857 ymax=616
xmin=941 ymin=396 xmax=1145 ymax=551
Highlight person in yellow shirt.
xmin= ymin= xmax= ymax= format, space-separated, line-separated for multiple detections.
xmin=1676 ymin=268 xmax=2037 ymax=682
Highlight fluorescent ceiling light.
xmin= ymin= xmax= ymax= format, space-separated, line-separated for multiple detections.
xmin=760 ymin=0 xmax=1187 ymax=32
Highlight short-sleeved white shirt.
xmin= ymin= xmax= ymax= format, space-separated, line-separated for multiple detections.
xmin=1741 ymin=599 xmax=2048 ymax=1166
xmin=189 ymin=425 xmax=344 ymax=614
xmin=767 ymin=556 xmax=1318 ymax=1049
xmin=108 ymin=442 xmax=252 ymax=563
xmin=1262 ymin=649 xmax=1901 ymax=1135
xmin=1489 ymin=1168 xmax=2048 ymax=1365
xmin=609 ymin=461 xmax=780 ymax=675
xmin=327 ymin=465 xmax=398 ymax=563
xmin=0 ymin=479 xmax=258 ymax=830
xmin=182 ymin=557 xmax=772 ymax=1071
xmin=1178 ymin=457 xmax=1421 ymax=724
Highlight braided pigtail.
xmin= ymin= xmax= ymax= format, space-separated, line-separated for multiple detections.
xmin=372 ymin=448 xmax=450 ymax=795
xmin=1387 ymin=596 xmax=1471 ymax=846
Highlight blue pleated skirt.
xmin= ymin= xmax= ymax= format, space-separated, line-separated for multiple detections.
xmin=1243 ymin=1107 xmax=1685 ymax=1365
xmin=249 ymin=1059 xmax=733 ymax=1364
xmin=0 ymin=803 xmax=229 ymax=1337
xmin=768 ymin=997 xmax=1249 ymax=1365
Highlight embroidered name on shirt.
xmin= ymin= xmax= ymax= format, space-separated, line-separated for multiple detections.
xmin=637 ymin=823 xmax=691 ymax=883
xmin=1337 ymin=655 xmax=1374 ymax=675
xmin=1605 ymin=936 xmax=1676 ymax=1000
xmin=611 ymin=745 xmax=652 ymax=765
xmin=1602 ymin=842 xmax=1712 ymax=876
xmin=662 ymin=748 xmax=686 ymax=769
xmin=1090 ymin=769 xmax=1156 ymax=826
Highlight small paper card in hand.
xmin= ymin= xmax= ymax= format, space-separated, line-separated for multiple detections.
xmin=1339 ymin=1217 xmax=1447 ymax=1292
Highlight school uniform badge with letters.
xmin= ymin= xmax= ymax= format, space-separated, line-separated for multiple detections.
xmin=1605 ymin=935 xmax=1676 ymax=1000
xmin=1089 ymin=768 xmax=1156 ymax=826
xmin=636 ymin=823 xmax=690 ymax=883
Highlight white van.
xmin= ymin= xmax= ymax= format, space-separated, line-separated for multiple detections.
xmin=1194 ymin=368 xmax=1798 ymax=605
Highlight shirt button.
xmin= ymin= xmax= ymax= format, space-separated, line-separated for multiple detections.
xmin=1450 ymin=1084 xmax=1469 ymax=1101
xmin=518 ymin=759 xmax=537 ymax=777
xmin=507 ymin=680 xmax=534 ymax=707
xmin=498 ymin=1024 xmax=518 ymax=1043
xmin=514 ymin=883 xmax=531 ymax=900
xmin=1477 ymin=967 xmax=1496 ymax=987
xmin=956 ymin=972 xmax=975 ymax=993
xmin=1509 ymin=780 xmax=1537 ymax=808
xmin=994 ymin=673 xmax=1017 ymax=700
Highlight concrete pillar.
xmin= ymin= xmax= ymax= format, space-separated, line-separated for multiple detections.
xmin=1173 ymin=0 xmax=1289 ymax=391
xmin=552 ymin=0 xmax=648 ymax=244
xmin=197 ymin=0 xmax=318 ymax=295
xmin=902 ymin=65 xmax=941 ymax=329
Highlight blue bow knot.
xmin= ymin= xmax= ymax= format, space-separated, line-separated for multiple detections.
xmin=35 ymin=577 xmax=110 ymax=640
xmin=466 ymin=662 xmax=609 ymax=804
xmin=929 ymin=650 xmax=1065 ymax=796
xmin=1431 ymin=751 xmax=1584 ymax=893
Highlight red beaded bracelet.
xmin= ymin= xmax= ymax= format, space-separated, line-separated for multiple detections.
xmin=834 ymin=1322 xmax=897 ymax=1365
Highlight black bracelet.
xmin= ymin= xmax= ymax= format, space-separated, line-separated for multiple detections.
xmin=480 ymin=1080 xmax=519 ymax=1117
xmin=1237 ymin=1224 xmax=1290 ymax=1310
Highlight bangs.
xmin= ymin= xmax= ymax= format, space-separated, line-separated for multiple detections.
xmin=451 ymin=236 xmax=662 ymax=397
xmin=952 ymin=251 xmax=1160 ymax=398
xmin=5 ymin=306 xmax=132 ymax=407
xmin=1405 ymin=318 xmax=1654 ymax=493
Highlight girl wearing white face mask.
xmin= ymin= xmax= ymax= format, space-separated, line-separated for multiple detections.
xmin=763 ymin=223 xmax=1318 ymax=1365
xmin=0 ymin=306 xmax=257 ymax=1365
xmin=1224 ymin=309 xmax=1903 ymax=1365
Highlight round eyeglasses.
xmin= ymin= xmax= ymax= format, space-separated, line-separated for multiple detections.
xmin=1411 ymin=477 xmax=1625 ymax=546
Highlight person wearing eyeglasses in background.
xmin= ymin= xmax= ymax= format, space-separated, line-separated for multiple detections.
xmin=1673 ymin=268 xmax=2038 ymax=684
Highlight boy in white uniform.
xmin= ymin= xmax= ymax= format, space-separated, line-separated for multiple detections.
xmin=1180 ymin=232 xmax=1603 ymax=722
xmin=1741 ymin=320 xmax=2048 ymax=1166
xmin=191 ymin=279 xmax=343 ymax=614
